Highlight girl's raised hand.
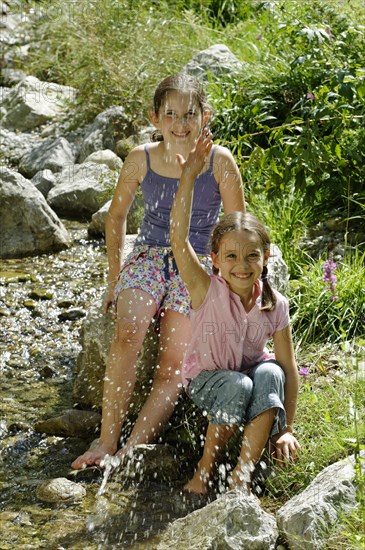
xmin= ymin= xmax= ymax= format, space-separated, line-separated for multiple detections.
xmin=176 ymin=127 xmax=213 ymax=179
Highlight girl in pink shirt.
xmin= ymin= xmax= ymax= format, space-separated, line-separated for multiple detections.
xmin=170 ymin=129 xmax=301 ymax=495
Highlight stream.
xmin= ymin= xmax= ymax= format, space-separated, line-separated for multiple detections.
xmin=0 ymin=222 xmax=203 ymax=549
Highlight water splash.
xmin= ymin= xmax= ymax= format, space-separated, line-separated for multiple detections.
xmin=97 ymin=454 xmax=121 ymax=496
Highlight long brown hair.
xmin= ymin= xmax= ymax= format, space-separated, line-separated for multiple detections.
xmin=151 ymin=73 xmax=209 ymax=142
xmin=210 ymin=211 xmax=276 ymax=311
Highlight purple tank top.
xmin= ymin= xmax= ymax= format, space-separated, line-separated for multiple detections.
xmin=135 ymin=144 xmax=221 ymax=255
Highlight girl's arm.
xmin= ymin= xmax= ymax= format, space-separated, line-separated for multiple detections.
xmin=104 ymin=147 xmax=142 ymax=313
xmin=213 ymin=146 xmax=245 ymax=214
xmin=272 ymin=324 xmax=301 ymax=464
xmin=170 ymin=131 xmax=212 ymax=309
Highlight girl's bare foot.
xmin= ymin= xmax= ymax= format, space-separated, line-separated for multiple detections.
xmin=71 ymin=444 xmax=117 ymax=470
xmin=183 ymin=469 xmax=210 ymax=495
xmin=228 ymin=467 xmax=251 ymax=495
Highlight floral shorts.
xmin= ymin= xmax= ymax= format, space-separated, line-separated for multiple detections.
xmin=114 ymin=245 xmax=212 ymax=319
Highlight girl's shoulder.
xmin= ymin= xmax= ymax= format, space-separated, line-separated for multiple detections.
xmin=211 ymin=144 xmax=236 ymax=162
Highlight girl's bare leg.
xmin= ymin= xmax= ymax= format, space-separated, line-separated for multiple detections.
xmin=116 ymin=309 xmax=191 ymax=460
xmin=71 ymin=289 xmax=157 ymax=469
xmin=184 ymin=423 xmax=237 ymax=495
xmin=229 ymin=408 xmax=276 ymax=493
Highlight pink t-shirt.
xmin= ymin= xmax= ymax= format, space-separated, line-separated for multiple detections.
xmin=182 ymin=275 xmax=290 ymax=388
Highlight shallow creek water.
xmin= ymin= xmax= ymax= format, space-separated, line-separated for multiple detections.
xmin=0 ymin=222 xmax=204 ymax=549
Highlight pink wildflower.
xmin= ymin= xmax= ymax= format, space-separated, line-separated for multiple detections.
xmin=323 ymin=259 xmax=337 ymax=300
xmin=299 ymin=367 xmax=309 ymax=378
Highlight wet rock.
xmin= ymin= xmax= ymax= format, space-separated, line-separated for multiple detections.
xmin=57 ymin=299 xmax=76 ymax=308
xmin=0 ymin=167 xmax=70 ymax=259
xmin=119 ymin=444 xmax=181 ymax=482
xmin=36 ymin=477 xmax=86 ymax=503
xmin=277 ymin=452 xmax=363 ymax=549
xmin=39 ymin=365 xmax=57 ymax=379
xmin=35 ymin=409 xmax=101 ymax=437
xmin=19 ymin=136 xmax=75 ymax=178
xmin=58 ymin=308 xmax=86 ymax=321
xmin=47 ymin=162 xmax=117 ymax=220
xmin=1 ymin=76 xmax=76 ymax=131
xmin=8 ymin=421 xmax=32 ymax=433
xmin=29 ymin=288 xmax=53 ymax=300
xmin=157 ymin=489 xmax=278 ymax=549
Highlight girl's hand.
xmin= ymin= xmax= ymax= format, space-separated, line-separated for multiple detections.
xmin=176 ymin=127 xmax=213 ymax=179
xmin=103 ymin=282 xmax=117 ymax=318
xmin=269 ymin=430 xmax=301 ymax=467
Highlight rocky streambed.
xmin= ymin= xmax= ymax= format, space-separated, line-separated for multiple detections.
xmin=1 ymin=222 xmax=206 ymax=549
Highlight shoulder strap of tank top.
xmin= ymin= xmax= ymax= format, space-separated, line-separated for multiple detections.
xmin=144 ymin=143 xmax=151 ymax=171
xmin=209 ymin=145 xmax=217 ymax=171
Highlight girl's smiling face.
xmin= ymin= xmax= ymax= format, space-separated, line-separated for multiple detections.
xmin=150 ymin=90 xmax=210 ymax=145
xmin=211 ymin=230 xmax=269 ymax=296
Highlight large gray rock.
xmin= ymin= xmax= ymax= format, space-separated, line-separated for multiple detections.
xmin=268 ymin=244 xmax=289 ymax=295
xmin=157 ymin=489 xmax=278 ymax=550
xmin=0 ymin=76 xmax=76 ymax=131
xmin=183 ymin=44 xmax=244 ymax=80
xmin=0 ymin=167 xmax=70 ymax=258
xmin=31 ymin=169 xmax=57 ymax=198
xmin=47 ymin=162 xmax=117 ymax=220
xmin=0 ymin=127 xmax=42 ymax=166
xmin=83 ymin=149 xmax=123 ymax=171
xmin=78 ymin=106 xmax=136 ymax=162
xmin=19 ymin=136 xmax=75 ymax=178
xmin=277 ymin=453 xmax=363 ymax=549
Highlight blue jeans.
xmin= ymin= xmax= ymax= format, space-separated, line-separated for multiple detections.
xmin=188 ymin=360 xmax=286 ymax=436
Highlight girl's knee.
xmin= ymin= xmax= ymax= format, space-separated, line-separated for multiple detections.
xmin=224 ymin=372 xmax=253 ymax=400
xmin=254 ymin=362 xmax=285 ymax=385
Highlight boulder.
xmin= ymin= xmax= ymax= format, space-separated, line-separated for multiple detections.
xmin=277 ymin=453 xmax=363 ymax=549
xmin=183 ymin=44 xmax=244 ymax=80
xmin=47 ymin=162 xmax=117 ymax=220
xmin=0 ymin=75 xmax=76 ymax=131
xmin=35 ymin=409 xmax=101 ymax=437
xmin=157 ymin=489 xmax=278 ymax=550
xmin=0 ymin=127 xmax=42 ymax=166
xmin=78 ymin=106 xmax=136 ymax=162
xmin=31 ymin=169 xmax=57 ymax=198
xmin=83 ymin=149 xmax=123 ymax=171
xmin=19 ymin=136 xmax=75 ymax=178
xmin=0 ymin=167 xmax=70 ymax=258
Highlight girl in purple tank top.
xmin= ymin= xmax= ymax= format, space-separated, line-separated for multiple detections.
xmin=71 ymin=73 xmax=244 ymax=470
xmin=170 ymin=130 xmax=301 ymax=496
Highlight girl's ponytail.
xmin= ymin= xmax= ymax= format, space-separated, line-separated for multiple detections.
xmin=260 ymin=265 xmax=276 ymax=312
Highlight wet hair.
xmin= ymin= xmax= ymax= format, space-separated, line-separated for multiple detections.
xmin=210 ymin=211 xmax=277 ymax=311
xmin=151 ymin=73 xmax=209 ymax=142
